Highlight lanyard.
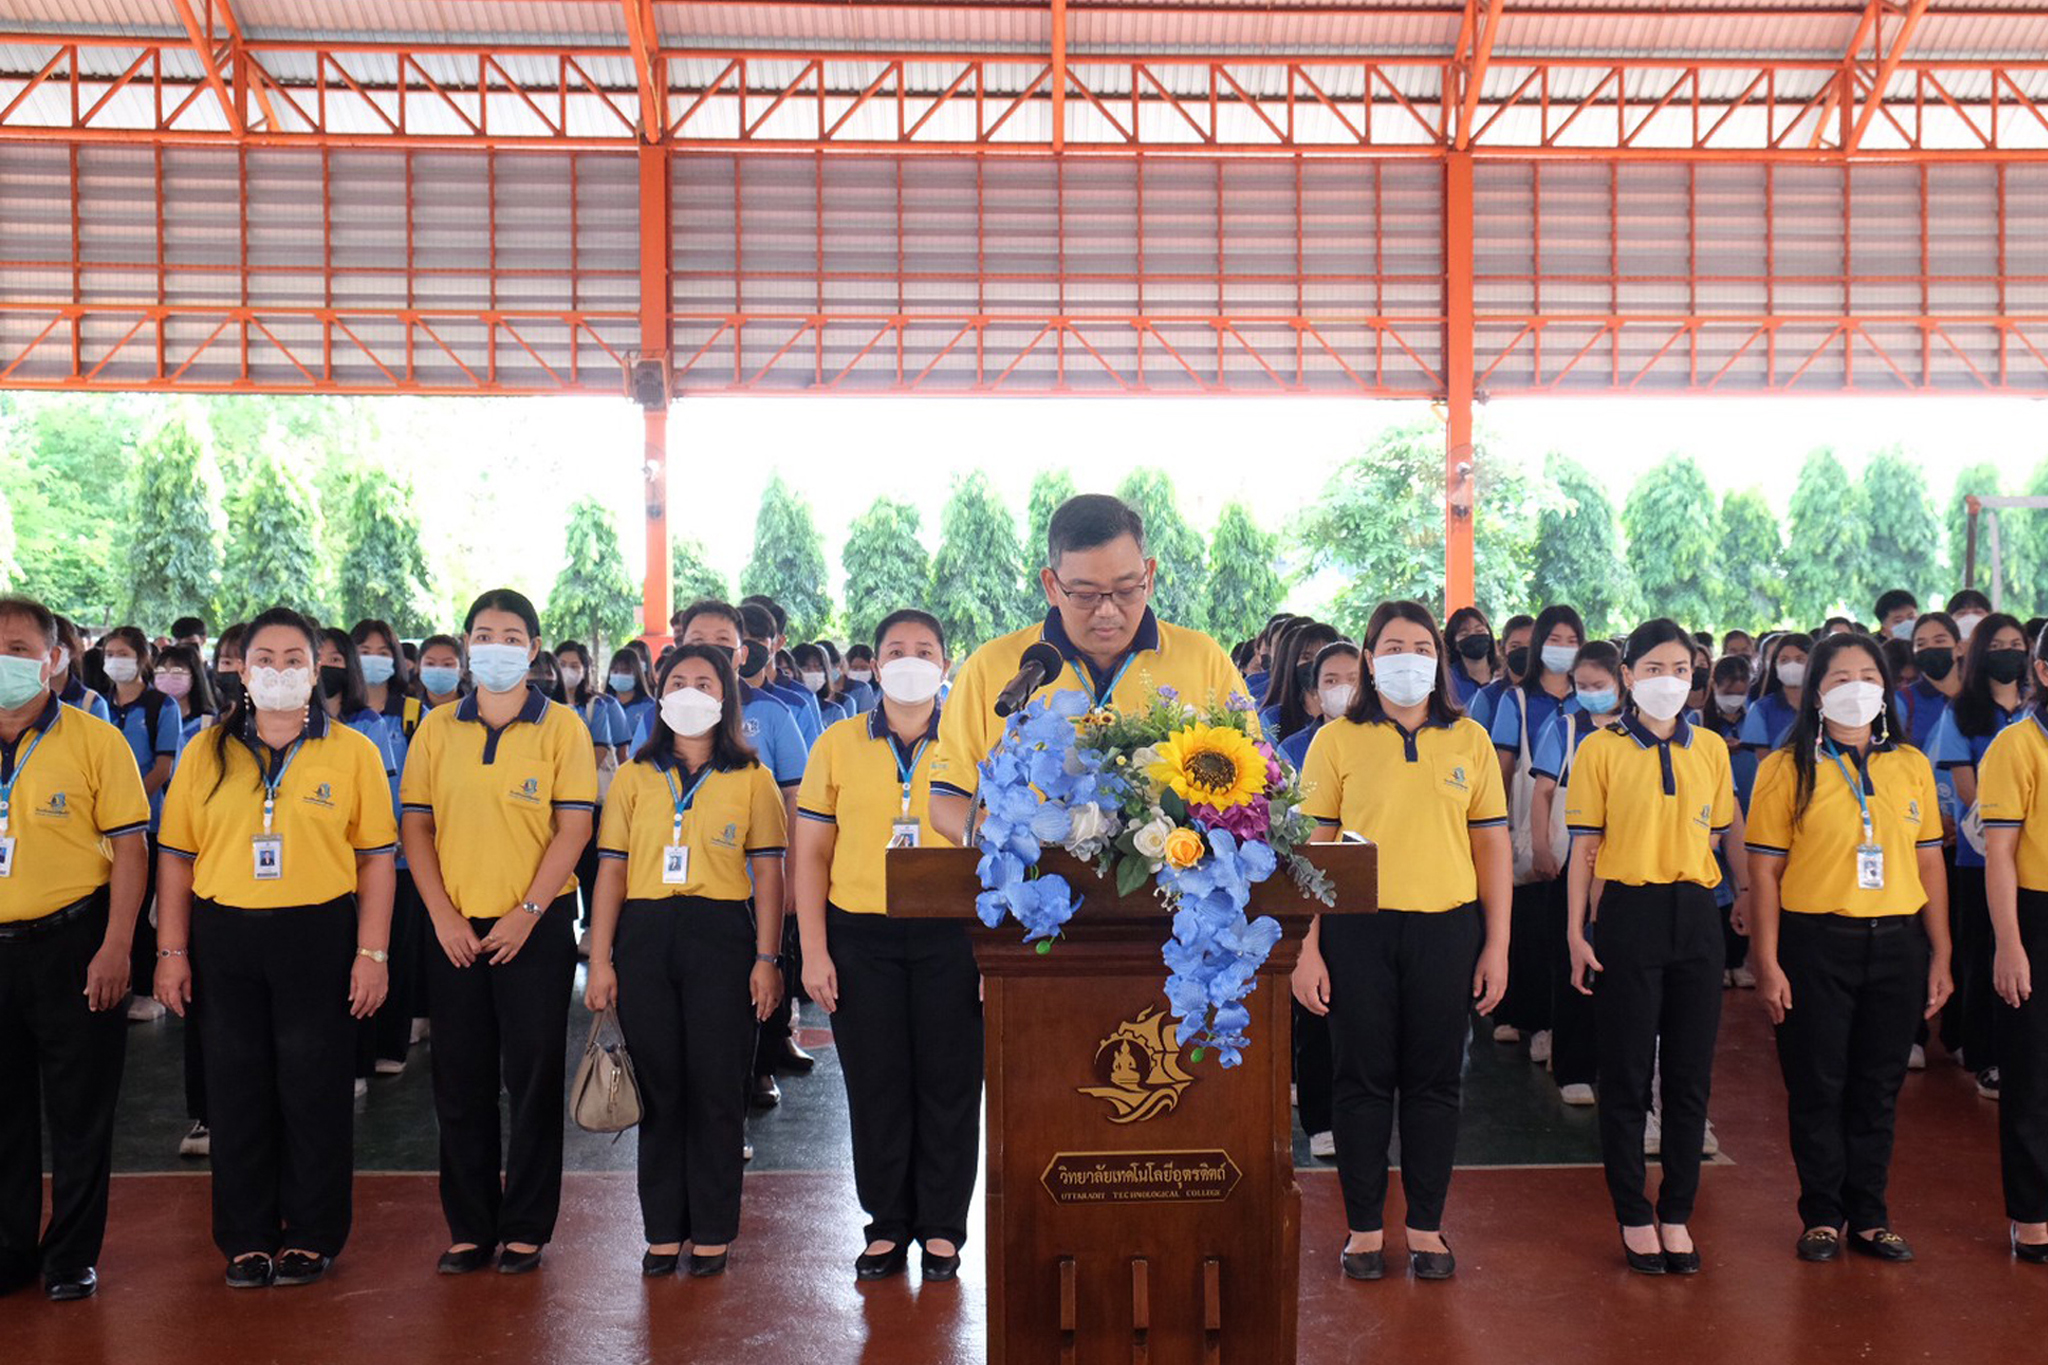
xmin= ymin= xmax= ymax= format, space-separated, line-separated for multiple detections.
xmin=260 ymin=739 xmax=306 ymax=836
xmin=0 ymin=725 xmax=49 ymax=835
xmin=662 ymin=765 xmax=714 ymax=844
xmin=1069 ymin=651 xmax=1138 ymax=706
xmin=891 ymin=733 xmax=931 ymax=817
xmin=1823 ymin=742 xmax=1876 ymax=844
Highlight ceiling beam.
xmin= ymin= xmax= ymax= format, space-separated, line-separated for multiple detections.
xmin=169 ymin=0 xmax=243 ymax=135
xmin=621 ymin=0 xmax=664 ymax=141
xmin=1452 ymin=0 xmax=1507 ymax=151
xmin=1843 ymin=0 xmax=1930 ymax=153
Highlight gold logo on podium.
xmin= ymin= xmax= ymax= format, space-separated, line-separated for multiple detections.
xmin=1077 ymin=1006 xmax=1194 ymax=1125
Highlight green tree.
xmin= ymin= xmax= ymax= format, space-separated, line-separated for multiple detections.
xmin=931 ymin=471 xmax=1032 ymax=654
xmin=1946 ymin=461 xmax=2012 ymax=600
xmin=2004 ymin=459 xmax=2048 ymax=612
xmin=1621 ymin=455 xmax=1721 ymax=631
xmin=1473 ymin=447 xmax=1542 ymax=623
xmin=2 ymin=398 xmax=137 ymax=621
xmin=1782 ymin=448 xmax=1868 ymax=624
xmin=546 ymin=497 xmax=641 ymax=657
xmin=1528 ymin=454 xmax=1634 ymax=636
xmin=740 ymin=475 xmax=832 ymax=638
xmin=1114 ymin=468 xmax=1209 ymax=632
xmin=670 ymin=536 xmax=728 ymax=611
xmin=0 ymin=482 xmax=16 ymax=592
xmin=220 ymin=452 xmax=325 ymax=623
xmin=336 ymin=468 xmax=437 ymax=634
xmin=128 ymin=415 xmax=225 ymax=630
xmin=1025 ymin=469 xmax=1078 ymax=568
xmin=1859 ymin=448 xmax=1942 ymax=611
xmin=1296 ymin=422 xmax=1444 ymax=628
xmin=840 ymin=498 xmax=932 ymax=646
xmin=1716 ymin=488 xmax=1786 ymax=631
xmin=1205 ymin=502 xmax=1285 ymax=648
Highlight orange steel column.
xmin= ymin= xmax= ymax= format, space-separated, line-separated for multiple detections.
xmin=1443 ymin=151 xmax=1477 ymax=614
xmin=639 ymin=139 xmax=673 ymax=645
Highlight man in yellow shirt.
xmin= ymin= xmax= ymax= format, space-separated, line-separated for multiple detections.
xmin=929 ymin=494 xmax=1253 ymax=844
xmin=0 ymin=595 xmax=150 ymax=1302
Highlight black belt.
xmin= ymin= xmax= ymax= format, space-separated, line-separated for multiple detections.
xmin=1783 ymin=911 xmax=1917 ymax=935
xmin=197 ymin=893 xmax=355 ymax=919
xmin=0 ymin=892 xmax=103 ymax=941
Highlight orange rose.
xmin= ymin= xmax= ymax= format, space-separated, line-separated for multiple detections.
xmin=1163 ymin=827 xmax=1206 ymax=871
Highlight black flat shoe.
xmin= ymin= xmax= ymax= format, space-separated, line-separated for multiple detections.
xmin=642 ymin=1250 xmax=680 ymax=1277
xmin=44 ymin=1267 xmax=98 ymax=1302
xmin=2014 ymin=1227 xmax=2048 ymax=1265
xmin=272 ymin=1252 xmax=330 ymax=1287
xmin=922 ymin=1250 xmax=962 ymax=1282
xmin=1848 ymin=1229 xmax=1914 ymax=1263
xmin=497 ymin=1246 xmax=545 ymax=1275
xmin=437 ymin=1245 xmax=495 ymax=1275
xmin=855 ymin=1244 xmax=909 ymax=1281
xmin=1620 ymin=1228 xmax=1665 ymax=1276
xmin=687 ymin=1250 xmax=729 ymax=1278
xmin=775 ymin=1042 xmax=818 ymax=1075
xmin=1795 ymin=1228 xmax=1840 ymax=1263
xmin=1662 ymin=1248 xmax=1702 ymax=1276
xmin=1340 ymin=1247 xmax=1385 ymax=1281
xmin=750 ymin=1075 xmax=781 ymax=1109
xmin=225 ymin=1255 xmax=274 ymax=1289
xmin=1408 ymin=1239 xmax=1455 ymax=1281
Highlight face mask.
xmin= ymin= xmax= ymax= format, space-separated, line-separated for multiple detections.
xmin=1294 ymin=663 xmax=1316 ymax=695
xmin=800 ymin=670 xmax=827 ymax=692
xmin=557 ymin=664 xmax=584 ymax=689
xmin=1455 ymin=634 xmax=1493 ymax=662
xmin=1889 ymin=619 xmax=1915 ymax=640
xmin=319 ymin=665 xmax=350 ymax=699
xmin=659 ymin=686 xmax=723 ymax=738
xmin=1956 ymin=611 xmax=1987 ymax=641
xmin=359 ymin=654 xmax=396 ymax=686
xmin=1819 ymin=679 xmax=1887 ymax=729
xmin=1713 ymin=692 xmax=1747 ymax=716
xmin=1370 ymin=652 xmax=1436 ymax=708
xmin=103 ymin=656 xmax=139 ymax=685
xmin=1576 ymin=687 xmax=1618 ymax=716
xmin=247 ymin=665 xmax=314 ymax=713
xmin=1913 ymin=647 xmax=1955 ymax=682
xmin=1632 ymin=676 xmax=1692 ymax=722
xmin=156 ymin=673 xmax=193 ymax=701
xmin=1504 ymin=646 xmax=1530 ymax=678
xmin=1318 ymin=684 xmax=1357 ymax=718
xmin=1540 ymin=644 xmax=1578 ymax=676
xmin=0 ymin=654 xmax=49 ymax=710
xmin=846 ymin=667 xmax=873 ymax=685
xmin=608 ymin=670 xmax=639 ymax=695
xmin=739 ymin=641 xmax=770 ymax=679
xmin=1777 ymin=661 xmax=1807 ymax=689
xmin=826 ymin=662 xmax=842 ymax=684
xmin=419 ymin=665 xmax=462 ymax=696
xmin=879 ymin=657 xmax=945 ymax=705
xmin=470 ymin=643 xmax=533 ymax=695
xmin=1985 ymin=649 xmax=2030 ymax=685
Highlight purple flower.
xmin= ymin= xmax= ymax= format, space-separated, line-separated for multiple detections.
xmin=1193 ymin=796 xmax=1271 ymax=843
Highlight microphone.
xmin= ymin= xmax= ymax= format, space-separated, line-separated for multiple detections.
xmin=994 ymin=642 xmax=1067 ymax=718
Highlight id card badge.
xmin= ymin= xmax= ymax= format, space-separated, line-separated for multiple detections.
xmin=1856 ymin=843 xmax=1885 ymax=891
xmin=889 ymin=820 xmax=922 ymax=850
xmin=252 ymin=834 xmax=283 ymax=881
xmin=0 ymin=835 xmax=15 ymax=878
xmin=662 ymin=844 xmax=691 ymax=885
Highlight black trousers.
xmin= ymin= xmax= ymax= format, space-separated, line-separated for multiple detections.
xmin=1497 ymin=879 xmax=1555 ymax=1034
xmin=753 ymin=915 xmax=801 ymax=1078
xmin=1591 ymin=882 xmax=1725 ymax=1226
xmin=1716 ymin=849 xmax=1749 ymax=969
xmin=1952 ymin=865 xmax=1999 ymax=1072
xmin=127 ymin=833 xmax=161 ymax=996
xmin=1773 ymin=912 xmax=1929 ymax=1232
xmin=361 ymin=869 xmax=423 ymax=1069
xmin=426 ymin=896 xmax=576 ymax=1249
xmin=1999 ymin=889 xmax=2048 ymax=1223
xmin=193 ymin=897 xmax=359 ymax=1259
xmin=183 ymin=991 xmax=206 ymax=1124
xmin=614 ymin=897 xmax=758 ymax=1247
xmin=828 ymin=908 xmax=983 ymax=1249
xmin=1324 ymin=905 xmax=1482 ymax=1233
xmin=0 ymin=894 xmax=126 ymax=1278
xmin=1546 ymin=875 xmax=1598 ymax=1087
xmin=1292 ymin=1002 xmax=1333 ymax=1138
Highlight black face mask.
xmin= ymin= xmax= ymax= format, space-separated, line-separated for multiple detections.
xmin=319 ymin=665 xmax=349 ymax=699
xmin=1455 ymin=634 xmax=1494 ymax=662
xmin=1505 ymin=646 xmax=1530 ymax=678
xmin=1985 ymin=649 xmax=2030 ymax=686
xmin=738 ymin=640 xmax=770 ymax=679
xmin=1294 ymin=663 xmax=1316 ymax=695
xmin=215 ymin=673 xmax=242 ymax=707
xmin=1913 ymin=647 xmax=1955 ymax=682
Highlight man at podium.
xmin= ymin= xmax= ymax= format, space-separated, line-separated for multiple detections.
xmin=928 ymin=494 xmax=1256 ymax=846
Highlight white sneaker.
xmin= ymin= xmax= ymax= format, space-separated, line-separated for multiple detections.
xmin=1732 ymin=965 xmax=1757 ymax=989
xmin=1491 ymin=1024 xmax=1521 ymax=1044
xmin=1529 ymin=1030 xmax=1553 ymax=1066
xmin=1907 ymin=1044 xmax=1927 ymax=1072
xmin=126 ymin=996 xmax=166 ymax=1022
xmin=1290 ymin=1084 xmax=1298 ymax=1108
xmin=178 ymin=1121 xmax=210 ymax=1158
xmin=1559 ymin=1083 xmax=1596 ymax=1107
xmin=1701 ymin=1120 xmax=1719 ymax=1157
xmin=742 ymin=1140 xmax=755 ymax=1163
xmin=1308 ymin=1131 xmax=1337 ymax=1159
xmin=353 ymin=1077 xmax=369 ymax=1100
xmin=1643 ymin=1112 xmax=1663 ymax=1156
xmin=409 ymin=1017 xmax=431 ymax=1046
xmin=1722 ymin=969 xmax=1735 ymax=988
xmin=374 ymin=1058 xmax=406 ymax=1077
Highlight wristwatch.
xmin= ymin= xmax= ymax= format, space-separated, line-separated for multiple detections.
xmin=519 ymin=900 xmax=545 ymax=917
xmin=357 ymin=947 xmax=389 ymax=964
xmin=754 ymin=953 xmax=779 ymax=965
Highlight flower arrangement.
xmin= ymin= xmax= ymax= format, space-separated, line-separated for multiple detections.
xmin=973 ymin=683 xmax=1335 ymax=1067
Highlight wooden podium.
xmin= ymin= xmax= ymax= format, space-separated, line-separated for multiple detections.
xmin=887 ymin=845 xmax=1376 ymax=1365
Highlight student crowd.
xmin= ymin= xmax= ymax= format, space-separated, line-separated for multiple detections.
xmin=3 ymin=491 xmax=2045 ymax=1309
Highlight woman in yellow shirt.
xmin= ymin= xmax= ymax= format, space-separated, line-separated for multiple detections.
xmin=584 ymin=644 xmax=786 ymax=1279
xmin=153 ymin=607 xmax=397 ymax=1289
xmin=792 ymin=609 xmax=979 ymax=1285
xmin=1291 ymin=600 xmax=1512 ymax=1283
xmin=1746 ymin=630 xmax=1952 ymax=1265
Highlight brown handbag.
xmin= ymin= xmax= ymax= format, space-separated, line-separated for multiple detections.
xmin=570 ymin=1008 xmax=642 ymax=1134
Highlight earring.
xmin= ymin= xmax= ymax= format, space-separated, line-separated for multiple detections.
xmin=1875 ymin=708 xmax=1891 ymax=748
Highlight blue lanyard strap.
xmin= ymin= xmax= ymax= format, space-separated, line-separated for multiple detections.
xmin=260 ymin=738 xmax=306 ymax=833
xmin=0 ymin=725 xmax=50 ymax=831
xmin=891 ymin=734 xmax=930 ymax=814
xmin=1823 ymin=742 xmax=1875 ymax=840
xmin=662 ymin=766 xmax=713 ymax=839
xmin=1068 ymin=651 xmax=1138 ymax=706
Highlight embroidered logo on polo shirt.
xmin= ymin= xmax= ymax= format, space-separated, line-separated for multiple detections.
xmin=742 ymin=717 xmax=761 ymax=740
xmin=1693 ymin=803 xmax=1712 ymax=829
xmin=304 ymin=782 xmax=335 ymax=808
xmin=712 ymin=822 xmax=739 ymax=849
xmin=37 ymin=791 xmax=68 ymax=818
xmin=1907 ymin=799 xmax=1922 ymax=823
xmin=1445 ymin=765 xmax=1469 ymax=792
xmin=510 ymin=777 xmax=542 ymax=805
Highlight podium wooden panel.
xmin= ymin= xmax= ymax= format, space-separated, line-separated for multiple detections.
xmin=887 ymin=845 xmax=1376 ymax=1365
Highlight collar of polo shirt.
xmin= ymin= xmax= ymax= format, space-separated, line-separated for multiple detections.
xmin=454 ymin=683 xmax=549 ymax=727
xmin=1620 ymin=711 xmax=1694 ymax=750
xmin=866 ymin=704 xmax=942 ymax=745
xmin=1040 ymin=605 xmax=1162 ymax=666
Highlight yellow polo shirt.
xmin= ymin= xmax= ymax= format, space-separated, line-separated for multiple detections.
xmin=1565 ymin=715 xmax=1735 ymax=889
xmin=159 ymin=711 xmax=397 ymax=909
xmin=929 ymin=608 xmax=1255 ymax=803
xmin=1746 ymin=743 xmax=1943 ymax=918
xmin=0 ymin=693 xmax=150 ymax=923
xmin=1299 ymin=715 xmax=1507 ymax=913
xmin=1979 ymin=712 xmax=2048 ymax=891
xmin=399 ymin=686 xmax=599 ymax=919
xmin=797 ymin=706 xmax=943 ymax=916
xmin=597 ymin=756 xmax=786 ymax=901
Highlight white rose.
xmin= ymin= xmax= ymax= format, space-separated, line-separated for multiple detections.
xmin=1063 ymin=802 xmax=1108 ymax=851
xmin=1131 ymin=746 xmax=1162 ymax=772
xmin=1132 ymin=817 xmax=1173 ymax=862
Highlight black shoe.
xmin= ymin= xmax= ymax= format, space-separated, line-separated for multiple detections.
xmin=1848 ymin=1229 xmax=1914 ymax=1263
xmin=1662 ymin=1248 xmax=1702 ymax=1276
xmin=225 ymin=1255 xmax=274 ymax=1289
xmin=44 ymin=1267 xmax=98 ymax=1301
xmin=437 ymin=1245 xmax=495 ymax=1276
xmin=1408 ymin=1238 xmax=1455 ymax=1281
xmin=774 ymin=1041 xmax=817 ymax=1075
xmin=687 ymin=1250 xmax=729 ymax=1278
xmin=856 ymin=1244 xmax=910 ymax=1281
xmin=750 ymin=1075 xmax=781 ymax=1108
xmin=922 ymin=1249 xmax=962 ymax=1282
xmin=641 ymin=1250 xmax=680 ymax=1278
xmin=272 ymin=1252 xmax=330 ymax=1287
xmin=1795 ymin=1228 xmax=1840 ymax=1262
xmin=1340 ymin=1246 xmax=1385 ymax=1281
xmin=498 ymin=1246 xmax=545 ymax=1275
xmin=1620 ymin=1228 xmax=1666 ymax=1276
xmin=2014 ymin=1226 xmax=2048 ymax=1265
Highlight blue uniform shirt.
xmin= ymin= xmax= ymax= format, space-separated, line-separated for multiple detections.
xmin=105 ymin=687 xmax=185 ymax=830
xmin=1490 ymin=685 xmax=1580 ymax=759
xmin=765 ymin=679 xmax=824 ymax=746
xmin=1933 ymin=703 xmax=2020 ymax=869
xmin=1737 ymin=693 xmax=1799 ymax=752
xmin=628 ymin=684 xmax=807 ymax=787
xmin=59 ymin=677 xmax=112 ymax=723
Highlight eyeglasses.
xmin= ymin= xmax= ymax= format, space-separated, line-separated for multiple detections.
xmin=1052 ymin=572 xmax=1152 ymax=612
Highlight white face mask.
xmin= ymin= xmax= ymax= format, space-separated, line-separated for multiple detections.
xmin=1777 ymin=660 xmax=1808 ymax=689
xmin=1318 ymin=684 xmax=1357 ymax=718
xmin=1819 ymin=679 xmax=1887 ymax=729
xmin=1370 ymin=652 xmax=1436 ymax=708
xmin=800 ymin=670 xmax=827 ymax=692
xmin=1889 ymin=619 xmax=1915 ymax=640
xmin=1632 ymin=675 xmax=1692 ymax=722
xmin=558 ymin=665 xmax=585 ymax=689
xmin=846 ymin=667 xmax=873 ymax=685
xmin=102 ymin=656 xmax=139 ymax=685
xmin=1956 ymin=611 xmax=1987 ymax=641
xmin=879 ymin=656 xmax=945 ymax=705
xmin=247 ymin=665 xmax=314 ymax=713
xmin=1540 ymin=644 xmax=1578 ymax=676
xmin=659 ymin=686 xmax=724 ymax=738
xmin=1713 ymin=692 xmax=1747 ymax=715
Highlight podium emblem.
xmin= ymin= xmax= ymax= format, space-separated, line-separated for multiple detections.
xmin=1077 ymin=1006 xmax=1195 ymax=1125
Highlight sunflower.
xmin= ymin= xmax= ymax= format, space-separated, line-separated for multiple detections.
xmin=1148 ymin=723 xmax=1268 ymax=811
